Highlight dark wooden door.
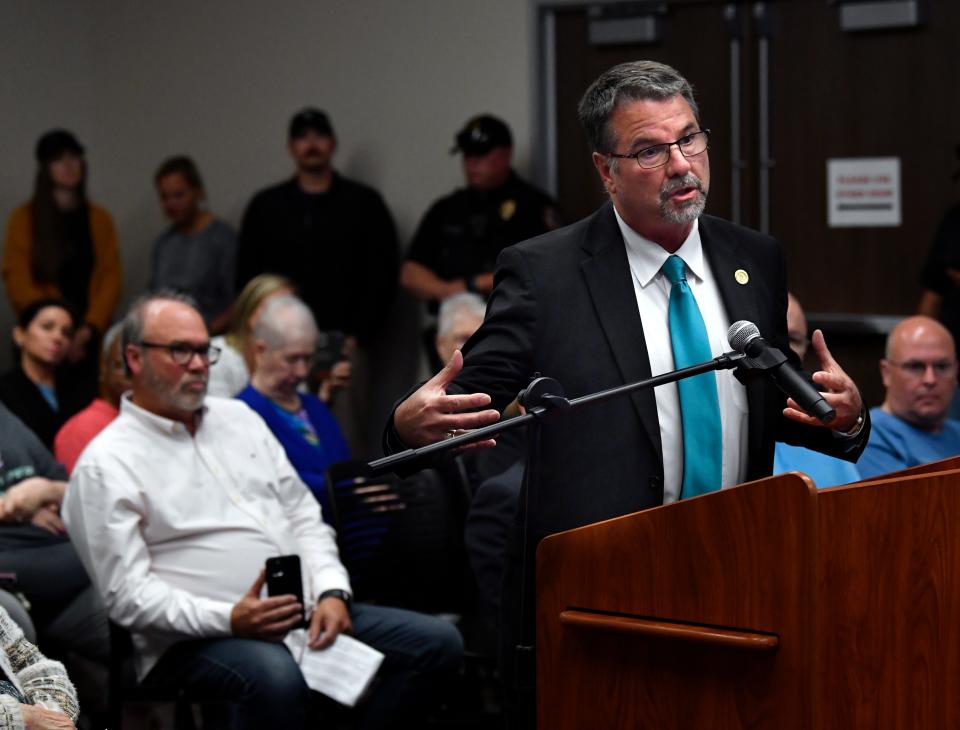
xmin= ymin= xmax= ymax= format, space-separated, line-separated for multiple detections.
xmin=767 ymin=0 xmax=960 ymax=315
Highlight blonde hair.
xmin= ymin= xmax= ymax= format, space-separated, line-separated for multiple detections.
xmin=224 ymin=274 xmax=295 ymax=351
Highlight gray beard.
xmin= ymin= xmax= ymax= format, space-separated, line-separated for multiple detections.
xmin=659 ymin=174 xmax=707 ymax=225
xmin=141 ymin=365 xmax=207 ymax=413
xmin=659 ymin=192 xmax=706 ymax=225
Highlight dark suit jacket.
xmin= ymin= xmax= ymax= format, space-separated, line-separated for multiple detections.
xmin=402 ymin=203 xmax=868 ymax=543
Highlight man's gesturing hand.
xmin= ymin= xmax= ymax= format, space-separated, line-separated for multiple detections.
xmin=230 ymin=570 xmax=303 ymax=642
xmin=783 ymin=329 xmax=864 ymax=432
xmin=394 ymin=350 xmax=500 ymax=448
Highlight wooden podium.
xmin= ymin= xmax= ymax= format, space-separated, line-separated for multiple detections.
xmin=536 ymin=457 xmax=960 ymax=728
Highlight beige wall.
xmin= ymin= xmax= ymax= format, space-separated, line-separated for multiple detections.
xmin=0 ymin=0 xmax=541 ymax=374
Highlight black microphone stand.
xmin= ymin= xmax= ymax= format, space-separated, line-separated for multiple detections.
xmin=367 ymin=350 xmax=748 ymax=720
xmin=367 ymin=351 xmax=747 ymax=475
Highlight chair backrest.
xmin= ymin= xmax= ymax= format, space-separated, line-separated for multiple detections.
xmin=326 ymin=459 xmax=472 ymax=614
xmin=108 ymin=621 xmax=197 ymax=729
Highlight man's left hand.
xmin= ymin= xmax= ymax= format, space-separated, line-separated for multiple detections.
xmin=307 ymin=596 xmax=352 ymax=650
xmin=783 ymin=329 xmax=863 ymax=432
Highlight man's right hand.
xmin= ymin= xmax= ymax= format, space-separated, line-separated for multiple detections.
xmin=230 ymin=570 xmax=303 ymax=642
xmin=393 ymin=350 xmax=500 ymax=448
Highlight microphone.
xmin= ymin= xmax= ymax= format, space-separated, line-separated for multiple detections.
xmin=727 ymin=320 xmax=836 ymax=425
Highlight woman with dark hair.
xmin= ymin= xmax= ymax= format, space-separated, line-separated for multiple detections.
xmin=0 ymin=300 xmax=91 ymax=448
xmin=1 ymin=129 xmax=122 ymax=400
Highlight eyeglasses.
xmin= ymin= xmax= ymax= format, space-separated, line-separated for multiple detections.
xmin=139 ymin=341 xmax=222 ymax=365
xmin=887 ymin=359 xmax=957 ymax=378
xmin=607 ymin=129 xmax=711 ymax=169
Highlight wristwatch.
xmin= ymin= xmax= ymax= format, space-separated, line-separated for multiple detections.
xmin=318 ymin=589 xmax=352 ymax=606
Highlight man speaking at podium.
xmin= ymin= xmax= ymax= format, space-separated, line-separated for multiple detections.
xmin=384 ymin=59 xmax=869 ymax=719
xmin=386 ymin=59 xmax=867 ymax=531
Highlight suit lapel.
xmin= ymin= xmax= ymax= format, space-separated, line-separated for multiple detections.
xmin=700 ymin=216 xmax=760 ymax=330
xmin=579 ymin=204 xmax=663 ymax=467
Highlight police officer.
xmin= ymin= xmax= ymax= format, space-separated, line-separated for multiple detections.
xmin=400 ymin=115 xmax=559 ymax=313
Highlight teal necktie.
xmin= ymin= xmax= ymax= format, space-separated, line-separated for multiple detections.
xmin=661 ymin=255 xmax=722 ymax=498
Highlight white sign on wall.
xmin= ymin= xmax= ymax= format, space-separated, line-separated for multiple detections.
xmin=826 ymin=157 xmax=901 ymax=227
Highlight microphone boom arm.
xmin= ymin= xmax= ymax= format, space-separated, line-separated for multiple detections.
xmin=367 ymin=351 xmax=747 ymax=476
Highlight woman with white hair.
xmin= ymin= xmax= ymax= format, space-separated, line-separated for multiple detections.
xmin=236 ymin=295 xmax=350 ymax=518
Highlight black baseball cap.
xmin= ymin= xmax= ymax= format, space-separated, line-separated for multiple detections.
xmin=35 ymin=129 xmax=85 ymax=164
xmin=289 ymin=108 xmax=335 ymax=139
xmin=451 ymin=115 xmax=513 ymax=156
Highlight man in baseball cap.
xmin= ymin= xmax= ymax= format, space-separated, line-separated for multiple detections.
xmin=236 ymin=106 xmax=398 ymax=347
xmin=401 ymin=113 xmax=559 ymax=367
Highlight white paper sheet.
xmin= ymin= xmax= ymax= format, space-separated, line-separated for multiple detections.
xmin=286 ymin=629 xmax=385 ymax=707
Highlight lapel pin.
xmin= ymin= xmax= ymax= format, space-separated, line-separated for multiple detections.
xmin=734 ymin=269 xmax=749 ymax=285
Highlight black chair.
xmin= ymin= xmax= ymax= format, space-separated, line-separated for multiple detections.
xmin=325 ymin=459 xmax=503 ymax=726
xmin=107 ymin=621 xmax=196 ymax=730
xmin=325 ymin=458 xmax=473 ymax=613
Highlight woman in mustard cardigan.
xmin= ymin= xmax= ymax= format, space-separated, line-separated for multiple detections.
xmin=2 ymin=130 xmax=121 ymax=399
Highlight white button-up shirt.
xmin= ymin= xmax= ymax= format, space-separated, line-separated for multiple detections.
xmin=63 ymin=395 xmax=350 ymax=679
xmin=615 ymin=210 xmax=749 ymax=503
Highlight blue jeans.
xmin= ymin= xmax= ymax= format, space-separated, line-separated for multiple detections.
xmin=142 ymin=602 xmax=463 ymax=729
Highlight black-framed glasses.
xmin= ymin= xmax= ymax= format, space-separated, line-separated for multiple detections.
xmin=139 ymin=341 xmax=222 ymax=366
xmin=607 ymin=129 xmax=711 ymax=169
xmin=887 ymin=359 xmax=957 ymax=378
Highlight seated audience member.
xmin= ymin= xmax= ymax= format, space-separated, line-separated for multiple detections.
xmin=150 ymin=156 xmax=237 ymax=332
xmin=0 ymin=601 xmax=80 ymax=730
xmin=433 ymin=293 xmax=526 ymax=654
xmin=237 ymin=296 xmax=349 ymax=517
xmin=401 ymin=115 xmax=558 ymax=369
xmin=773 ymin=294 xmax=861 ymax=487
xmin=54 ymin=323 xmax=128 ymax=474
xmin=64 ymin=293 xmax=462 ymax=730
xmin=434 ymin=292 xmax=523 ymax=489
xmin=2 ymin=129 xmax=122 ymax=402
xmin=0 ymin=300 xmax=91 ymax=449
xmin=435 ymin=293 xmax=486 ymax=365
xmin=0 ymin=402 xmax=108 ymax=667
xmin=858 ymin=316 xmax=960 ymax=477
xmin=207 ymin=274 xmax=293 ymax=397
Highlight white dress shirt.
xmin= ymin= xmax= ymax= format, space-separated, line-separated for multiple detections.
xmin=63 ymin=395 xmax=350 ymax=679
xmin=615 ymin=209 xmax=749 ymax=503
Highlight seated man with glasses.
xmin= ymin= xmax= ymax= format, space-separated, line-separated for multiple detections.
xmin=63 ymin=291 xmax=462 ymax=730
xmin=858 ymin=315 xmax=960 ymax=478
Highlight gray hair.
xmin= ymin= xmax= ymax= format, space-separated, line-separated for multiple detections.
xmin=253 ymin=295 xmax=318 ymax=349
xmin=577 ymin=60 xmax=700 ymax=155
xmin=102 ymin=321 xmax=124 ymax=355
xmin=121 ymin=289 xmax=199 ymax=375
xmin=437 ymin=292 xmax=486 ymax=338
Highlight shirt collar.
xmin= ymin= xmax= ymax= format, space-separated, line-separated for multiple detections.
xmin=120 ymin=393 xmax=206 ymax=436
xmin=614 ymin=207 xmax=704 ymax=288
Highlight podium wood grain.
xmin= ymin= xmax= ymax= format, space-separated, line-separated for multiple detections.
xmin=537 ymin=462 xmax=960 ymax=728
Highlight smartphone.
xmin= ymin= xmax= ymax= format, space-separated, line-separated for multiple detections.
xmin=265 ymin=554 xmax=307 ymax=628
xmin=311 ymin=329 xmax=347 ymax=380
